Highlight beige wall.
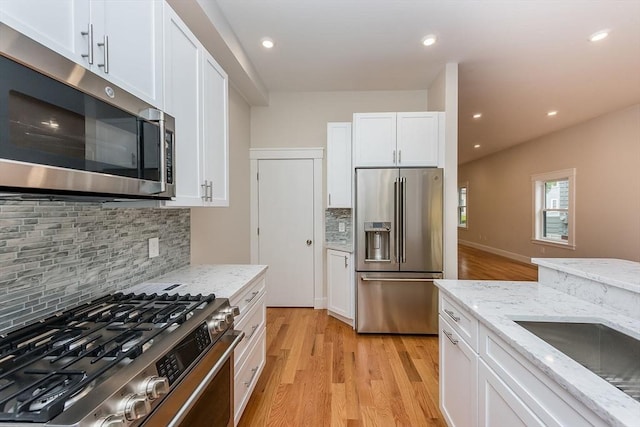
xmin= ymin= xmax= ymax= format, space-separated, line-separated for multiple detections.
xmin=250 ymin=90 xmax=428 ymax=148
xmin=191 ymin=86 xmax=252 ymax=264
xmin=459 ymin=104 xmax=640 ymax=262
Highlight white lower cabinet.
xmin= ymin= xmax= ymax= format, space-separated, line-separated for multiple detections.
xmin=439 ymin=293 xmax=608 ymax=427
xmin=478 ymin=360 xmax=543 ymax=427
xmin=231 ymin=274 xmax=266 ymax=425
xmin=439 ymin=314 xmax=478 ymax=427
xmin=326 ymin=249 xmax=354 ymax=325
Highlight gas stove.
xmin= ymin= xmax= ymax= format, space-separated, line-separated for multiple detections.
xmin=0 ymin=291 xmax=241 ymax=427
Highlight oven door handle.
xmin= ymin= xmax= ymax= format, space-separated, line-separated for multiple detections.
xmin=167 ymin=329 xmax=245 ymax=427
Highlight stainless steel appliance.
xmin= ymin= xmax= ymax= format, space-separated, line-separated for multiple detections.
xmin=0 ymin=291 xmax=243 ymax=427
xmin=355 ymin=167 xmax=443 ymax=334
xmin=0 ymin=23 xmax=175 ymax=200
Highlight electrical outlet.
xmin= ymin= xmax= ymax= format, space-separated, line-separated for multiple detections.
xmin=148 ymin=237 xmax=159 ymax=258
xmin=338 ymin=222 xmax=346 ymax=233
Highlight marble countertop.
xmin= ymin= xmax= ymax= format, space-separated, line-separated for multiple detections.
xmin=532 ymin=258 xmax=640 ymax=293
xmin=128 ymin=264 xmax=268 ymax=301
xmin=325 ymin=242 xmax=354 ymax=253
xmin=435 ymin=279 xmax=640 ymax=427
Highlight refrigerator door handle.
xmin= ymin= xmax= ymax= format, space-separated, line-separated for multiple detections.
xmin=394 ymin=177 xmax=400 ymax=263
xmin=401 ymin=176 xmax=407 ymax=263
xmin=360 ymin=276 xmax=438 ymax=282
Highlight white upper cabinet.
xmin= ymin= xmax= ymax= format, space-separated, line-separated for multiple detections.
xmin=353 ymin=112 xmax=443 ymax=167
xmin=353 ymin=113 xmax=396 ymax=167
xmin=201 ymin=52 xmax=229 ymax=207
xmin=163 ymin=5 xmax=229 ymax=208
xmin=396 ymin=112 xmax=440 ymax=166
xmin=0 ymin=0 xmax=163 ymax=107
xmin=163 ymin=7 xmax=202 ymax=206
xmin=0 ymin=0 xmax=89 ymax=61
xmin=326 ymin=122 xmax=352 ymax=208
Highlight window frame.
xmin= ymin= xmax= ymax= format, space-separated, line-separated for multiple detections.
xmin=531 ymin=168 xmax=576 ymax=249
xmin=458 ymin=182 xmax=468 ymax=229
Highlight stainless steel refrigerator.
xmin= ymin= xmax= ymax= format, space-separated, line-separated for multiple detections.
xmin=355 ymin=167 xmax=443 ymax=334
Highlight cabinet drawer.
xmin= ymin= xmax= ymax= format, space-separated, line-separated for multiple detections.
xmin=234 ymin=327 xmax=266 ymax=425
xmin=231 ymin=276 xmax=266 ymax=319
xmin=479 ymin=326 xmax=607 ymax=427
xmin=234 ymin=293 xmax=266 ymax=366
xmin=440 ymin=293 xmax=478 ymax=350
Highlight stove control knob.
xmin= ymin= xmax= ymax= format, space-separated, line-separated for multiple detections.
xmin=143 ymin=376 xmax=169 ymax=400
xmin=229 ymin=305 xmax=241 ymax=317
xmin=207 ymin=318 xmax=227 ymax=333
xmin=95 ymin=415 xmax=125 ymax=427
xmin=123 ymin=394 xmax=151 ymax=421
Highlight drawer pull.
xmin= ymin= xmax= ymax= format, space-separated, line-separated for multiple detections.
xmin=443 ymin=330 xmax=459 ymax=346
xmin=244 ymin=366 xmax=259 ymax=387
xmin=245 ymin=291 xmax=259 ymax=303
xmin=444 ymin=309 xmax=460 ymax=322
xmin=247 ymin=324 xmax=259 ymax=340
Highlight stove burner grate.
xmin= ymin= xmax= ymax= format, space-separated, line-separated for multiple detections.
xmin=0 ymin=292 xmax=215 ymax=423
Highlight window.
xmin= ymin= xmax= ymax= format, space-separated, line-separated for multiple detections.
xmin=458 ymin=183 xmax=468 ymax=228
xmin=531 ymin=169 xmax=576 ymax=249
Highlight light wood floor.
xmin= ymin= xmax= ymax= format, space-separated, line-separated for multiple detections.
xmin=238 ymin=245 xmax=538 ymax=426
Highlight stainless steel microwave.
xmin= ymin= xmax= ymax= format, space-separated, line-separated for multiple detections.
xmin=0 ymin=23 xmax=175 ymax=200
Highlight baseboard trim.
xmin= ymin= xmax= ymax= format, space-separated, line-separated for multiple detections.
xmin=314 ymin=297 xmax=327 ymax=309
xmin=458 ymin=240 xmax=532 ymax=265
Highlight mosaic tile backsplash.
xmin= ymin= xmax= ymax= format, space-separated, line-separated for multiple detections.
xmin=0 ymin=201 xmax=190 ymax=333
xmin=325 ymin=208 xmax=352 ymax=244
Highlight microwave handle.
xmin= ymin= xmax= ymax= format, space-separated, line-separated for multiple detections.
xmin=140 ymin=108 xmax=167 ymax=193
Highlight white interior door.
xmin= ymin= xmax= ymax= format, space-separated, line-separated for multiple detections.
xmin=258 ymin=159 xmax=315 ymax=306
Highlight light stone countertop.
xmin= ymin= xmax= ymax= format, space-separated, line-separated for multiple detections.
xmin=325 ymin=242 xmax=354 ymax=253
xmin=434 ymin=279 xmax=640 ymax=427
xmin=128 ymin=264 xmax=268 ymax=302
xmin=532 ymin=258 xmax=640 ymax=293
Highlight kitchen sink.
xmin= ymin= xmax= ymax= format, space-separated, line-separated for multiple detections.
xmin=515 ymin=321 xmax=640 ymax=402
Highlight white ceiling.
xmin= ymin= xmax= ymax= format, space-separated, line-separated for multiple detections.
xmin=214 ymin=0 xmax=640 ymax=164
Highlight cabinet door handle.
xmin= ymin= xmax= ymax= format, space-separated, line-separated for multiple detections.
xmin=244 ymin=366 xmax=259 ymax=387
xmin=97 ymin=35 xmax=109 ymax=73
xmin=398 ymin=150 xmax=402 ymax=163
xmin=81 ymin=24 xmax=94 ymax=64
xmin=444 ymin=309 xmax=460 ymax=322
xmin=392 ymin=150 xmax=396 ymax=163
xmin=443 ymin=329 xmax=459 ymax=346
xmin=245 ymin=291 xmax=259 ymax=303
xmin=328 ymin=193 xmax=331 ymax=206
xmin=207 ymin=181 xmax=213 ymax=201
xmin=247 ymin=324 xmax=259 ymax=340
xmin=344 ymin=256 xmax=348 ymax=268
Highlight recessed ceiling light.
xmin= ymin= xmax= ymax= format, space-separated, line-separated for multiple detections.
xmin=261 ymin=38 xmax=274 ymax=49
xmin=589 ymin=30 xmax=609 ymax=42
xmin=422 ymin=35 xmax=437 ymax=47
xmin=473 ymin=113 xmax=482 ymax=119
xmin=547 ymin=110 xmax=558 ymax=117
xmin=474 ymin=144 xmax=481 ymax=149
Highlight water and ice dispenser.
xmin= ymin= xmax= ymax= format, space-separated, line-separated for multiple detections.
xmin=364 ymin=221 xmax=391 ymax=262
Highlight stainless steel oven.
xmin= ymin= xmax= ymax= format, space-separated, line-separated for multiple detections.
xmin=142 ymin=329 xmax=242 ymax=427
xmin=0 ymin=23 xmax=175 ymax=200
xmin=0 ymin=292 xmax=243 ymax=427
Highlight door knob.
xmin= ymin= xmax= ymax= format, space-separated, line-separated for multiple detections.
xmin=306 ymin=239 xmax=312 ymax=246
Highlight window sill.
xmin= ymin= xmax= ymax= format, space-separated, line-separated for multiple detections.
xmin=531 ymin=238 xmax=576 ymax=250
xmin=458 ymin=225 xmax=468 ymax=230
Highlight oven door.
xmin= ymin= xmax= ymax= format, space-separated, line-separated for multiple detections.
xmin=141 ymin=329 xmax=244 ymax=427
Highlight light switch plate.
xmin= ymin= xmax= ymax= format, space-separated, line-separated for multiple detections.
xmin=148 ymin=237 xmax=159 ymax=258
